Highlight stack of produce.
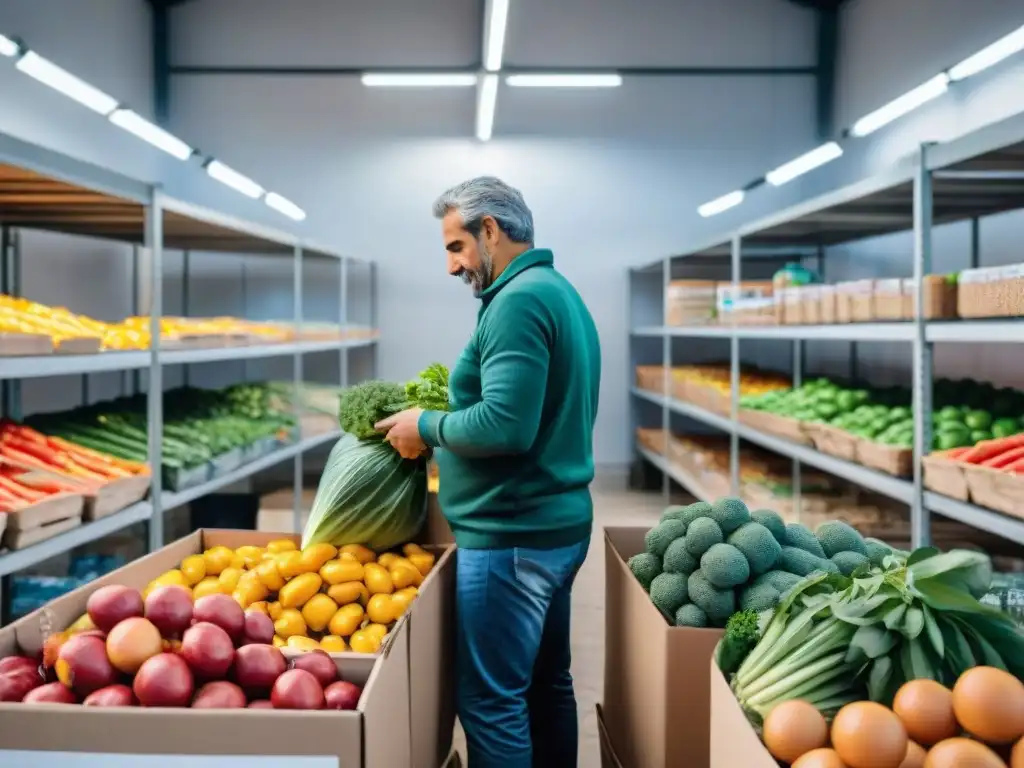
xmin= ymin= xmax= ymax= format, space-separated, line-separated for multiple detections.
xmin=718 ymin=541 xmax=1024 ymax=767
xmin=1 ymin=576 xmax=367 ymax=708
xmin=939 ymin=436 xmax=1024 ymax=475
xmin=0 ymin=296 xmax=105 ymax=345
xmin=627 ymin=497 xmax=893 ymax=628
xmin=666 ymin=365 xmax=791 ymax=406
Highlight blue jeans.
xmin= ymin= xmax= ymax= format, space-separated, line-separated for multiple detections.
xmin=456 ymin=537 xmax=590 ymax=768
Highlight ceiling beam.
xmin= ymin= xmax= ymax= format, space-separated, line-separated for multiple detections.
xmin=150 ymin=0 xmax=171 ymax=126
xmin=815 ymin=4 xmax=840 ymax=140
xmin=169 ymin=64 xmax=818 ymax=77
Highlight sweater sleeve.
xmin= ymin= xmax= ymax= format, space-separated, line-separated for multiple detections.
xmin=418 ymin=291 xmax=551 ymax=457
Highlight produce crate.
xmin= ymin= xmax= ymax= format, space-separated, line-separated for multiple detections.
xmin=163 ymin=462 xmax=211 ymax=492
xmin=963 ymin=464 xmax=1024 ymax=519
xmin=1 ymin=492 xmax=84 ymax=550
xmin=922 ymin=452 xmax=970 ymax=501
xmin=739 ymin=409 xmax=812 ymax=446
xmin=835 ymin=287 xmax=853 ymax=323
xmin=856 ymin=439 xmax=913 ymax=477
xmin=635 ymin=366 xmax=667 ymax=394
xmin=0 ymin=332 xmax=54 ymax=356
xmin=873 ymin=278 xmax=904 ymax=320
xmin=54 ymin=336 xmax=103 ymax=354
xmin=801 ymin=285 xmax=822 ymax=324
xmin=848 ymin=279 xmax=875 ymax=322
xmin=903 ymin=276 xmax=958 ymax=320
xmin=709 ymin=660 xmax=775 ymax=767
xmin=807 ymin=423 xmax=859 ymax=461
xmin=665 ymin=280 xmax=718 ymax=327
xmin=819 ymin=285 xmax=837 ymax=324
xmin=781 ymin=287 xmax=803 ymax=324
xmin=209 ymin=446 xmax=245 ymax=478
xmin=597 ymin=704 xmax=627 ymax=768
xmin=957 ymin=263 xmax=1024 ymax=318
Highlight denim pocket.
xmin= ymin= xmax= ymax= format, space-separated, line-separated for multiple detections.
xmin=513 ymin=541 xmax=587 ymax=599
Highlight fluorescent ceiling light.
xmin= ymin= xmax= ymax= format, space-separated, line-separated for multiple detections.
xmin=476 ymin=74 xmax=499 ymax=142
xmin=484 ymin=0 xmax=510 ymax=72
xmin=361 ymin=73 xmax=477 ymax=87
xmin=850 ymin=74 xmax=949 ymax=137
xmin=205 ymin=160 xmax=264 ymax=199
xmin=698 ymin=190 xmax=745 ymax=218
xmin=0 ymin=34 xmax=18 ymax=57
xmin=265 ymin=192 xmax=306 ymax=222
xmin=505 ymin=73 xmax=623 ymax=88
xmin=109 ymin=109 xmax=193 ymax=160
xmin=16 ymin=51 xmax=119 ymax=115
xmin=949 ymin=24 xmax=1024 ymax=81
xmin=766 ymin=142 xmax=844 ymax=186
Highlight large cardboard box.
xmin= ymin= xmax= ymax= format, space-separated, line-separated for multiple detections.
xmin=603 ymin=527 xmax=724 ymax=768
xmin=709 ymin=659 xmax=775 ymax=767
xmin=421 ymin=492 xmax=454 ymax=546
xmin=596 ymin=704 xmax=626 ymax=768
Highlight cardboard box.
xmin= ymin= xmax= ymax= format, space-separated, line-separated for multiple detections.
xmin=603 ymin=527 xmax=724 ymax=768
xmin=0 ymin=529 xmax=412 ymax=767
xmin=709 ymin=659 xmax=775 ymax=767
xmin=421 ymin=492 xmax=454 ymax=547
xmin=597 ymin=704 xmax=626 ymax=768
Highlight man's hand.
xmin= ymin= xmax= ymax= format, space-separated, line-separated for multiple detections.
xmin=375 ymin=408 xmax=428 ymax=460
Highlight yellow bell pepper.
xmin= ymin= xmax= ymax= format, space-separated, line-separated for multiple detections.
xmin=203 ymin=546 xmax=235 ymax=576
xmin=328 ymin=603 xmax=365 ymax=637
xmin=180 ymin=555 xmax=207 ymax=586
xmin=300 ymin=543 xmax=338 ymax=572
xmin=278 ymin=572 xmax=322 ymax=609
xmin=273 ymin=608 xmax=307 ymax=638
xmin=320 ymin=558 xmax=365 ymax=585
xmin=363 ymin=563 xmax=394 ymax=596
xmin=327 ymin=581 xmax=369 ymax=607
xmin=287 ymin=636 xmax=321 ymax=651
xmin=301 ymin=593 xmax=339 ymax=633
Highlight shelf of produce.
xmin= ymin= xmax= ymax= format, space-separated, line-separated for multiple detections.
xmin=636 ymin=445 xmax=711 ymax=502
xmin=0 ymin=500 xmax=152 ymax=578
xmin=160 ymin=430 xmax=341 ymax=510
xmin=161 ymin=338 xmax=374 ymax=365
xmin=631 ymin=324 xmax=917 ymax=341
xmin=925 ymin=491 xmax=1024 ymax=546
xmin=632 ymin=388 xmax=737 ymax=433
xmin=926 ymin=320 xmax=1024 ymax=344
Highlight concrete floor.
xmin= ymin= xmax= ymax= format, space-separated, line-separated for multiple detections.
xmin=450 ymin=486 xmax=665 ymax=766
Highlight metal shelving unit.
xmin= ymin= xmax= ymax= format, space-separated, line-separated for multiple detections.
xmin=629 ymin=109 xmax=1024 ymax=548
xmin=0 ymin=130 xmax=378 ymax=598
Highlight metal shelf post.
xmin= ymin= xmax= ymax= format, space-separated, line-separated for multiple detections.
xmin=661 ymin=256 xmax=671 ymax=501
xmin=146 ymin=189 xmax=165 ymax=553
xmin=729 ymin=234 xmax=741 ymax=494
xmin=340 ymin=257 xmax=349 ymax=388
xmin=293 ymin=244 xmax=304 ymax=533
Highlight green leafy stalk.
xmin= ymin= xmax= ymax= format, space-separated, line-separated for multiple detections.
xmin=338 ymin=380 xmax=407 ymax=440
xmin=717 ymin=610 xmax=761 ymax=676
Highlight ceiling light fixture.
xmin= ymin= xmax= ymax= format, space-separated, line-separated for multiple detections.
xmin=505 ymin=73 xmax=623 ymax=88
xmin=850 ymin=74 xmax=949 ymax=137
xmin=0 ymin=33 xmax=19 ymax=57
xmin=949 ymin=23 xmax=1024 ymax=81
xmin=360 ymin=73 xmax=478 ymax=87
xmin=698 ymin=190 xmax=745 ymax=218
xmin=265 ymin=192 xmax=307 ymax=221
xmin=205 ymin=160 xmax=264 ymax=199
xmin=765 ymin=142 xmax=844 ymax=186
xmin=16 ymin=51 xmax=119 ymax=115
xmin=109 ymin=109 xmax=193 ymax=160
xmin=476 ymin=74 xmax=499 ymax=142
xmin=484 ymin=0 xmax=510 ymax=72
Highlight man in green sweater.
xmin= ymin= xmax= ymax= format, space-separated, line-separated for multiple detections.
xmin=375 ymin=176 xmax=601 ymax=767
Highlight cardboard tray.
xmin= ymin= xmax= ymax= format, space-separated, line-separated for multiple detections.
xmin=709 ymin=661 xmax=775 ymax=767
xmin=163 ymin=462 xmax=211 ymax=492
xmin=0 ymin=528 xmax=415 ymax=768
xmin=807 ymin=423 xmax=859 ymax=462
xmin=739 ymin=409 xmax=812 ymax=446
xmin=856 ymin=439 xmax=913 ymax=477
xmin=922 ymin=452 xmax=970 ymax=501
xmin=54 ymin=336 xmax=102 ymax=354
xmin=1 ymin=492 xmax=85 ymax=550
xmin=209 ymin=446 xmax=245 ymax=477
xmin=85 ymin=472 xmax=151 ymax=521
xmin=963 ymin=464 xmax=1024 ymax=519
xmin=0 ymin=332 xmax=53 ymax=356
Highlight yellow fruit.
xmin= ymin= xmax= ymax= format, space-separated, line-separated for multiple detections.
xmin=320 ymin=635 xmax=347 ymax=653
xmin=268 ymin=601 xmax=284 ymax=621
xmin=266 ymin=539 xmax=298 ymax=554
xmin=275 ymin=551 xmax=305 ymax=580
xmin=396 ymin=586 xmax=419 ymax=600
xmin=272 ymin=635 xmax=286 ymax=648
xmin=274 ymin=608 xmax=307 ymax=638
xmin=180 ymin=555 xmax=207 ymax=585
xmin=391 ymin=591 xmax=415 ymax=619
xmin=377 ymin=553 xmax=400 ymax=569
xmin=235 ymin=546 xmax=264 ymax=569
xmin=349 ymin=629 xmax=381 ymax=654
xmin=328 ymin=603 xmax=365 ymax=637
xmin=327 ymin=582 xmax=369 ymax=607
xmin=68 ymin=613 xmax=97 ymax=634
xmin=302 ymin=593 xmax=339 ymax=633
xmin=229 ymin=553 xmax=245 ymax=570
xmin=340 ymin=544 xmax=376 ymax=564
xmin=365 ymin=623 xmax=389 ymax=641
xmin=232 ymin=572 xmax=269 ymax=609
xmin=363 ymin=564 xmax=394 ymax=595
xmin=390 ymin=561 xmax=421 ymax=589
xmin=192 ymin=576 xmax=226 ymax=599
xmin=279 ymin=572 xmax=323 ymax=609
xmin=402 ymin=543 xmax=426 ymax=557
xmin=153 ymin=570 xmax=189 ymax=589
xmin=300 ymin=543 xmax=338 ymax=572
xmin=203 ymin=546 xmax=235 ymax=576
xmin=255 ymin=558 xmax=285 ymax=591
xmin=248 ymin=601 xmax=270 ymax=616
xmin=320 ymin=558 xmax=365 ymax=585
xmin=287 ymin=635 xmax=321 ymax=651
xmin=218 ymin=567 xmax=243 ymax=592
xmin=407 ymin=552 xmax=436 ymax=577
xmin=366 ymin=594 xmax=396 ymax=625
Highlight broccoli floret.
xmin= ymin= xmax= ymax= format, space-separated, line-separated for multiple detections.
xmin=688 ymin=570 xmax=736 ymax=624
xmin=663 ymin=501 xmax=713 ymax=532
xmin=717 ymin=609 xmax=761 ymax=675
xmin=754 ymin=570 xmax=803 ymax=595
xmin=674 ymin=603 xmax=709 ymax=628
xmin=628 ymin=552 xmax=662 ymax=590
xmin=709 ymin=497 xmax=751 ymax=535
xmin=684 ymin=518 xmax=724 ymax=558
xmin=816 ymin=520 xmax=868 ymax=558
xmin=832 ymin=551 xmax=869 ymax=576
xmin=663 ymin=537 xmax=698 ymax=575
xmin=700 ymin=543 xmax=751 ymax=589
xmin=784 ymin=523 xmax=827 ymax=558
xmin=727 ymin=522 xmax=782 ymax=576
xmin=865 ymin=538 xmax=893 ymax=567
xmin=739 ymin=582 xmax=780 ymax=613
xmin=660 ymin=505 xmax=688 ymax=523
xmin=644 ymin=518 xmax=687 ymax=557
xmin=780 ymin=546 xmax=840 ymax=577
xmin=650 ymin=572 xmax=689 ymax=616
xmin=751 ymin=509 xmax=787 ymax=545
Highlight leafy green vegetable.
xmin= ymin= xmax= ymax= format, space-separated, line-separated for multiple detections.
xmin=338 ymin=381 xmax=407 ymax=439
xmin=402 ymin=362 xmax=450 ymax=411
xmin=717 ymin=610 xmax=761 ymax=676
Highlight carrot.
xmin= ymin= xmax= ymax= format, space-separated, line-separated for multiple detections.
xmin=1006 ymin=457 xmax=1024 ymax=474
xmin=960 ymin=435 xmax=1024 ymax=464
xmin=0 ymin=475 xmax=46 ymax=502
xmin=981 ymin=446 xmax=1024 ymax=469
xmin=47 ymin=437 xmax=147 ymax=474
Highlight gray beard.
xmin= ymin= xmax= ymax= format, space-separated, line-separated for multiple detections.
xmin=462 ymin=239 xmax=494 ymax=297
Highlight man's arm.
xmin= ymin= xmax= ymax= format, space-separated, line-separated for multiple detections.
xmin=418 ymin=291 xmax=551 ymax=457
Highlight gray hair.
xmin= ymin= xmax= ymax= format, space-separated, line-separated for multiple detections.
xmin=432 ymin=176 xmax=535 ymax=245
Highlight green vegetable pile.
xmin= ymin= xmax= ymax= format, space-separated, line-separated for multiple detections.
xmin=302 ymin=364 xmax=449 ymax=551
xmin=628 ymin=498 xmax=894 ymax=628
xmin=727 ymin=545 xmax=1024 ymax=727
